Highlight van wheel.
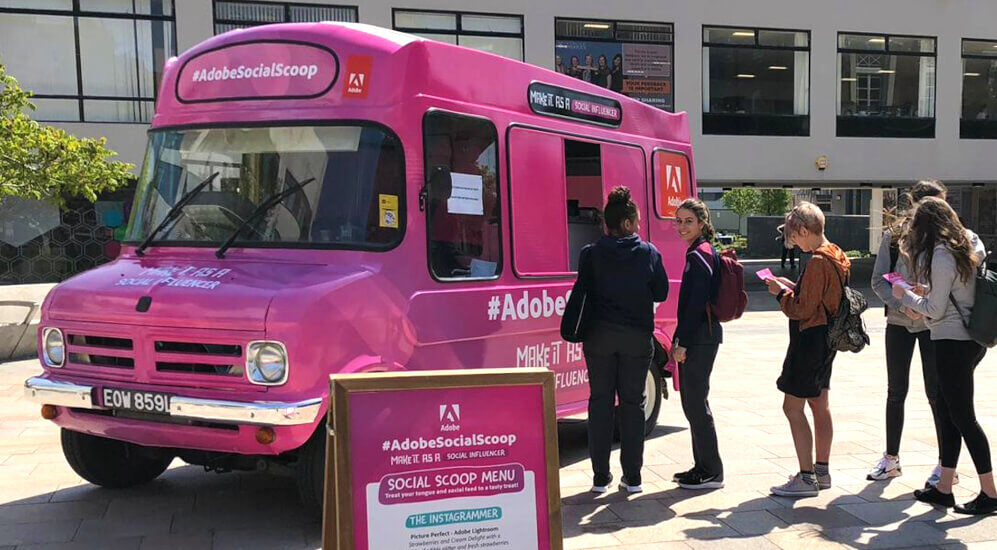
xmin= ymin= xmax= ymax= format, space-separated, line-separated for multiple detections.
xmin=61 ymin=429 xmax=172 ymax=488
xmin=613 ymin=368 xmax=663 ymax=440
xmin=643 ymin=367 xmax=663 ymax=436
xmin=295 ymin=426 xmax=326 ymax=518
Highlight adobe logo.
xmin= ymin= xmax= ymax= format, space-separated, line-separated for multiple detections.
xmin=439 ymin=404 xmax=460 ymax=423
xmin=665 ymin=164 xmax=683 ymax=193
xmin=657 ymin=151 xmax=691 ymax=217
xmin=343 ymin=55 xmax=372 ymax=98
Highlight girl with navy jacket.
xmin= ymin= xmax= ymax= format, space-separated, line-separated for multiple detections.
xmin=671 ymin=199 xmax=724 ymax=489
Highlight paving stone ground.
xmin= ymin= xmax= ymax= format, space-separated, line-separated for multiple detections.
xmin=3 ymin=293 xmax=997 ymax=549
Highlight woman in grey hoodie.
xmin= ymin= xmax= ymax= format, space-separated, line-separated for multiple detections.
xmin=868 ymin=180 xmax=948 ymax=485
xmin=891 ymin=197 xmax=993 ymax=514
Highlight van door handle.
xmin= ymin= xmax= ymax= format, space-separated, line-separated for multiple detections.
xmin=419 ymin=186 xmax=429 ymax=212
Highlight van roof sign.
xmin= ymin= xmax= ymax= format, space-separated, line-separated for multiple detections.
xmin=527 ymin=82 xmax=622 ymax=127
xmin=176 ymin=39 xmax=339 ymax=104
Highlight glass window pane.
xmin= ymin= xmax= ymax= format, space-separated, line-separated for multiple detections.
xmin=84 ymin=99 xmax=154 ymax=122
xmin=838 ymin=53 xmax=935 ymax=117
xmin=839 ymin=33 xmax=885 ymax=51
xmin=964 ymin=39 xmax=997 ymax=57
xmin=962 ymin=58 xmax=997 ymax=119
xmin=0 ymin=14 xmax=77 ymax=95
xmin=79 ymin=18 xmax=174 ymax=99
xmin=704 ymin=47 xmax=805 ymax=115
xmin=28 ymin=98 xmax=80 ymax=122
xmin=555 ymin=19 xmax=614 ymax=41
xmin=424 ymin=113 xmax=501 ymax=280
xmin=758 ymin=30 xmax=808 ymax=48
xmin=458 ymin=35 xmax=522 ymax=60
xmin=889 ymin=36 xmax=935 ymax=53
xmin=414 ymin=33 xmax=457 ymax=45
xmin=616 ymin=22 xmax=672 ymax=43
xmin=215 ymin=1 xmax=284 ymax=23
xmin=704 ymin=27 xmax=755 ymax=45
xmin=394 ymin=11 xmax=456 ymax=31
xmin=80 ymin=0 xmax=173 ymax=15
xmin=215 ymin=23 xmax=249 ymax=34
xmin=461 ymin=14 xmax=521 ymax=34
xmin=0 ymin=0 xmax=71 ymax=8
xmin=289 ymin=6 xmax=357 ymax=23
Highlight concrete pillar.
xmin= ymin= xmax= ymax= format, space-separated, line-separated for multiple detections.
xmin=869 ymin=188 xmax=884 ymax=253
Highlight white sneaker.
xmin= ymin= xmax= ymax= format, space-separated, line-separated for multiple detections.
xmin=771 ymin=472 xmax=819 ymax=497
xmin=925 ymin=464 xmax=960 ymax=488
xmin=867 ymin=453 xmax=902 ymax=481
xmin=619 ymin=477 xmax=643 ymax=494
xmin=591 ymin=473 xmax=613 ymax=494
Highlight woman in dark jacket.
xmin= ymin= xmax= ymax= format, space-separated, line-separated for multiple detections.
xmin=578 ymin=186 xmax=669 ymax=494
xmin=671 ymin=199 xmax=724 ymax=489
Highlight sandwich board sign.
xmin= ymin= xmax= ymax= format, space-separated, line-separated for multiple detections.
xmin=323 ymin=368 xmax=562 ymax=550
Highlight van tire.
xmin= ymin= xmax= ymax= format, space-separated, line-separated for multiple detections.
xmin=643 ymin=367 xmax=663 ymax=436
xmin=61 ymin=429 xmax=172 ymax=488
xmin=613 ymin=368 xmax=663 ymax=440
xmin=296 ymin=425 xmax=326 ymax=518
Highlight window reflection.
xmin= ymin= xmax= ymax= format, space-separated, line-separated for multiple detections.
xmin=702 ymin=26 xmax=810 ymax=136
xmin=961 ymin=39 xmax=997 ymax=139
xmin=837 ymin=33 xmax=937 ymax=138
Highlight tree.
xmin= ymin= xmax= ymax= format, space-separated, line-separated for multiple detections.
xmin=0 ymin=62 xmax=133 ymax=207
xmin=721 ymin=188 xmax=759 ymax=220
xmin=757 ymin=189 xmax=792 ymax=216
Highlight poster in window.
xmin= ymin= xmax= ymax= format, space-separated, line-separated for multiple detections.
xmin=554 ymin=40 xmax=673 ymax=111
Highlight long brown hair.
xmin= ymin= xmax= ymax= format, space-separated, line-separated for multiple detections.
xmin=887 ymin=179 xmax=948 ymax=245
xmin=676 ymin=198 xmax=716 ymax=241
xmin=902 ymin=197 xmax=977 ymax=283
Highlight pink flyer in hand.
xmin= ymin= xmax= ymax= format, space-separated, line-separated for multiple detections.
xmin=884 ymin=272 xmax=912 ymax=289
xmin=756 ymin=268 xmax=775 ymax=280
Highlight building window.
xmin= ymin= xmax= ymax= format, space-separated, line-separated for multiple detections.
xmin=837 ymin=33 xmax=937 ymax=138
xmin=0 ymin=0 xmax=176 ymax=123
xmin=424 ymin=112 xmax=502 ymax=280
xmin=555 ymin=18 xmax=674 ymax=111
xmin=213 ymin=1 xmax=357 ymax=34
xmin=961 ymin=39 xmax=997 ymax=139
xmin=393 ymin=9 xmax=523 ymax=61
xmin=702 ymin=26 xmax=810 ymax=136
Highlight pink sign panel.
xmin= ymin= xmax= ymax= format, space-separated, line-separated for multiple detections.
xmin=348 ymin=385 xmax=551 ymax=550
xmin=176 ymin=40 xmax=339 ymax=103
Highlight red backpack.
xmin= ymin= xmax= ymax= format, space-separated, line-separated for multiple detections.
xmin=710 ymin=248 xmax=747 ymax=322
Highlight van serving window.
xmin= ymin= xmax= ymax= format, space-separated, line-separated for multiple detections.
xmin=423 ymin=112 xmax=502 ymax=281
xmin=527 ymin=82 xmax=623 ymax=127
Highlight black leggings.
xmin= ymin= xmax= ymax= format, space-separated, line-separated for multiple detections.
xmin=884 ymin=325 xmax=941 ymax=456
xmin=935 ymin=339 xmax=991 ymax=474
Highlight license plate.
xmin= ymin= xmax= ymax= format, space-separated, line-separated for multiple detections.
xmin=101 ymin=387 xmax=171 ymax=415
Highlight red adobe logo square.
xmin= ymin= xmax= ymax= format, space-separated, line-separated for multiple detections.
xmin=343 ymin=56 xmax=372 ymax=99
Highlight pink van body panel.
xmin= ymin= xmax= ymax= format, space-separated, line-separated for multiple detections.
xmin=33 ymin=23 xmax=696 ymax=456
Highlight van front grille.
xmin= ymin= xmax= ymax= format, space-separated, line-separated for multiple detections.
xmin=68 ymin=353 xmax=135 ymax=369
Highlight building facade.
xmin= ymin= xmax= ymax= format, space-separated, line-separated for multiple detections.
xmin=1 ymin=0 xmax=996 ymax=282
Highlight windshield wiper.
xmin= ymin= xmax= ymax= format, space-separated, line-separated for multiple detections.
xmin=135 ymin=171 xmax=220 ymax=257
xmin=215 ymin=177 xmax=316 ymax=259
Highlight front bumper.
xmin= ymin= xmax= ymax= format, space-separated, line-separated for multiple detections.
xmin=24 ymin=377 xmax=322 ymax=426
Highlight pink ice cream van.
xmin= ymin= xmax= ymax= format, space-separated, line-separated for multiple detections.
xmin=24 ymin=22 xmax=696 ymax=510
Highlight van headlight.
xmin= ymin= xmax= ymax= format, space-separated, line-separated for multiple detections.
xmin=246 ymin=341 xmax=288 ymax=385
xmin=42 ymin=328 xmax=65 ymax=368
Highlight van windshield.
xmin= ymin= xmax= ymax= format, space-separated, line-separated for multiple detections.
xmin=126 ymin=124 xmax=405 ymax=250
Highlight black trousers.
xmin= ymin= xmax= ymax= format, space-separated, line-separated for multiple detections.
xmin=934 ymin=339 xmax=991 ymax=474
xmin=884 ymin=325 xmax=942 ymax=457
xmin=679 ymin=344 xmax=723 ymax=477
xmin=583 ymin=323 xmax=653 ymax=484
xmin=781 ymin=246 xmax=797 ymax=268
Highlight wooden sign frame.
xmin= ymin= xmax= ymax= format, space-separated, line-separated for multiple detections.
xmin=322 ymin=368 xmax=563 ymax=550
